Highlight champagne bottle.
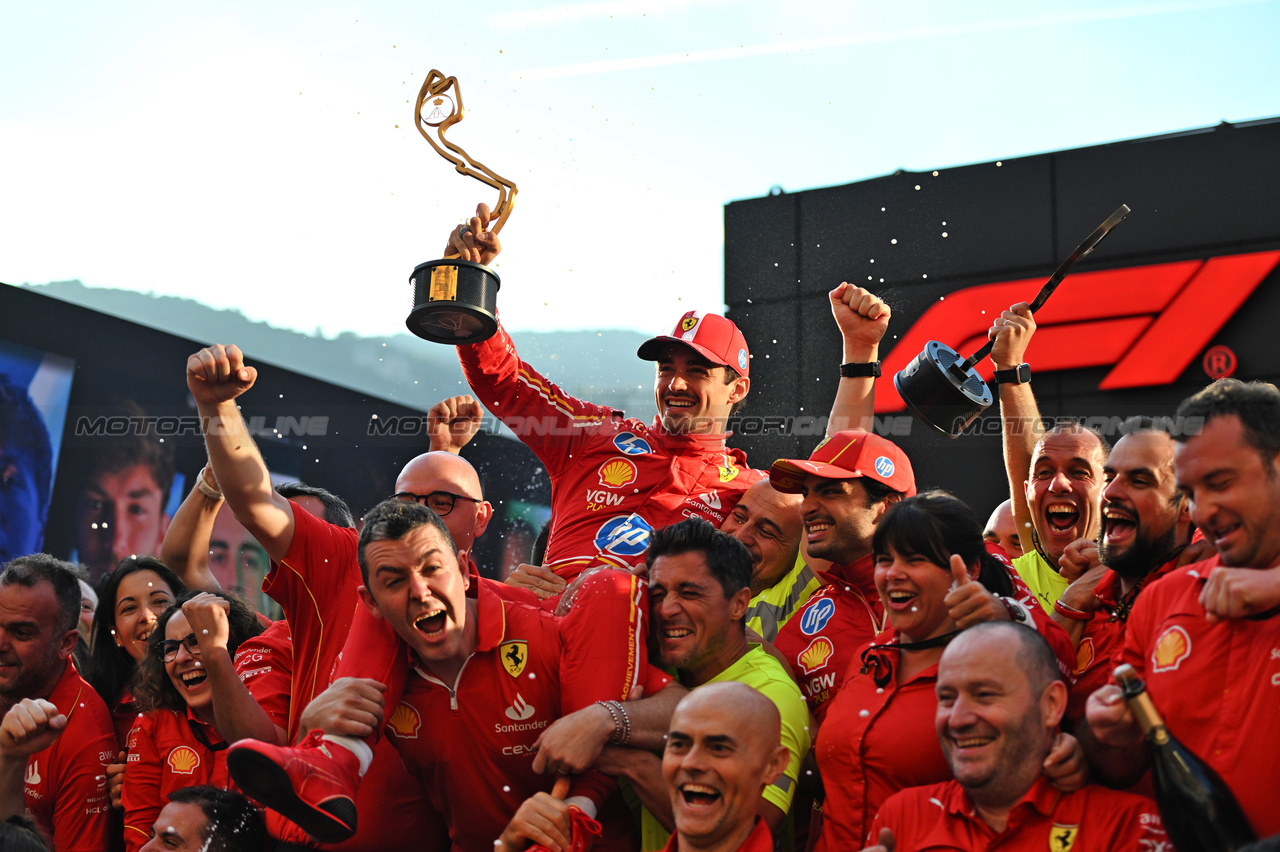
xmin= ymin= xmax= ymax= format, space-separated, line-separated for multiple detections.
xmin=1114 ymin=664 xmax=1256 ymax=852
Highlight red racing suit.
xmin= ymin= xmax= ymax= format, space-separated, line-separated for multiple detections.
xmin=773 ymin=555 xmax=884 ymax=722
xmin=459 ymin=321 xmax=763 ymax=579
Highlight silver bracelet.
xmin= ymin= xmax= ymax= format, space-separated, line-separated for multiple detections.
xmin=595 ymin=700 xmax=631 ymax=745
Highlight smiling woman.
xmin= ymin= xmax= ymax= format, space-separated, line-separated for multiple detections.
xmin=121 ymin=590 xmax=263 ymax=852
xmin=86 ymin=556 xmax=188 ymax=748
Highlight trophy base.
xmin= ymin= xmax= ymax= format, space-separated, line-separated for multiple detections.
xmin=406 ymin=259 xmax=501 ymax=344
xmin=893 ymin=341 xmax=994 ymax=438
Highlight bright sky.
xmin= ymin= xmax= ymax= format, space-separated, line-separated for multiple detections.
xmin=3 ymin=0 xmax=1278 ymax=338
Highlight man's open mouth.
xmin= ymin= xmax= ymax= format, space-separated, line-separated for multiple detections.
xmin=1044 ymin=504 xmax=1079 ymax=532
xmin=414 ymin=611 xmax=447 ymax=637
xmin=1102 ymin=505 xmax=1136 ymax=541
xmin=680 ymin=784 xmax=721 ymax=807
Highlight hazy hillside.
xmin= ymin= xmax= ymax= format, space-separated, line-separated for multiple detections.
xmin=19 ymin=280 xmax=657 ymax=417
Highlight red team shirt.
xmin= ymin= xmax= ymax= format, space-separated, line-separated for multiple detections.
xmin=869 ymin=777 xmax=1163 ymax=851
xmin=459 ymin=321 xmax=763 ymax=578
xmin=813 ymin=630 xmax=950 ymax=852
xmin=22 ymin=661 xmax=114 ymax=852
xmin=773 ymin=555 xmax=884 ymax=721
xmin=387 ymin=576 xmax=667 ymax=852
xmin=1064 ymin=556 xmax=1179 ymax=722
xmin=122 ymin=708 xmax=231 ymax=852
xmin=1119 ymin=556 xmax=1280 ymax=837
xmin=661 ymin=818 xmax=773 ymax=852
xmin=233 ymin=618 xmax=293 ymax=734
xmin=260 ymin=503 xmax=450 ymax=851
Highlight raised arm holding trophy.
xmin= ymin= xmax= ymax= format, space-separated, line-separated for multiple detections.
xmin=406 ymin=70 xmax=517 ymax=344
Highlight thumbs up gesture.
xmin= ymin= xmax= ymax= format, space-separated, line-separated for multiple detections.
xmin=944 ymin=554 xmax=1010 ymax=630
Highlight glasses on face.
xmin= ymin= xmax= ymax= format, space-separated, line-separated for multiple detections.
xmin=393 ymin=490 xmax=481 ymax=517
xmin=160 ymin=633 xmax=202 ymax=663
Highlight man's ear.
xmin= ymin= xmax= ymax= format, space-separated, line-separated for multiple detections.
xmin=57 ymin=628 xmax=78 ymax=662
xmin=357 ymin=585 xmax=385 ymax=619
xmin=1040 ymin=680 xmax=1068 ymax=730
xmin=761 ymin=744 xmax=790 ymax=788
xmin=872 ymin=491 xmax=903 ymax=525
xmin=473 ymin=501 xmax=494 ymax=540
xmin=729 ymin=586 xmax=751 ymax=622
xmin=728 ymin=376 xmax=750 ymax=406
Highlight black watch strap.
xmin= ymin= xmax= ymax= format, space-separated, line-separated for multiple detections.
xmin=993 ymin=364 xmax=1031 ymax=384
xmin=840 ymin=361 xmax=881 ymax=378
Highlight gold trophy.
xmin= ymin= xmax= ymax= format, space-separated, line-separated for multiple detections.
xmin=406 ymin=70 xmax=518 ymax=344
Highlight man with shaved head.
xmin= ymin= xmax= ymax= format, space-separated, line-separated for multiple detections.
xmin=981 ymin=499 xmax=1023 ymax=561
xmin=498 ymin=682 xmax=789 ymax=852
xmin=990 ymin=305 xmax=1108 ymax=613
xmin=661 ymin=683 xmax=790 ymax=852
xmin=862 ymin=623 xmax=1162 ymax=852
xmin=721 ymin=480 xmax=820 ymax=642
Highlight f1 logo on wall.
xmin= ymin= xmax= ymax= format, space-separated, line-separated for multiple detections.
xmin=874 ymin=250 xmax=1280 ymax=412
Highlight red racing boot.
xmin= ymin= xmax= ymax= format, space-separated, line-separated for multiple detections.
xmin=227 ymin=731 xmax=361 ymax=844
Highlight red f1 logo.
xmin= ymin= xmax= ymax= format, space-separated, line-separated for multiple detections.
xmin=875 ymin=250 xmax=1280 ymax=412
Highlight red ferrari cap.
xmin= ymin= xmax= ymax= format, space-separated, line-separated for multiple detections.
xmin=636 ymin=311 xmax=750 ymax=377
xmin=769 ymin=431 xmax=916 ymax=496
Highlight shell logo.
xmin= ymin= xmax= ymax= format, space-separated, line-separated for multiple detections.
xmin=1152 ymin=626 xmax=1192 ymax=673
xmin=598 ymin=458 xmax=638 ymax=489
xmin=168 ymin=746 xmax=201 ymax=775
xmin=387 ymin=702 xmax=422 ymax=739
xmin=798 ymin=637 xmax=834 ymax=675
xmin=1073 ymin=637 xmax=1095 ymax=675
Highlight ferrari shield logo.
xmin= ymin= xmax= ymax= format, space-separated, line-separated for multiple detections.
xmin=1049 ymin=824 xmax=1078 ymax=852
xmin=500 ymin=641 xmax=528 ymax=678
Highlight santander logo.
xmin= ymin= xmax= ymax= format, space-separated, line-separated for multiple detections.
xmin=875 ymin=251 xmax=1280 ymax=412
xmin=505 ymin=692 xmax=536 ymax=721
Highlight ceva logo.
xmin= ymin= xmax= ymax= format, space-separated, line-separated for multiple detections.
xmin=875 ymin=250 xmax=1280 ymax=412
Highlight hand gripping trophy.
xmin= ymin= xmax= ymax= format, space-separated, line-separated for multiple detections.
xmin=406 ymin=70 xmax=518 ymax=344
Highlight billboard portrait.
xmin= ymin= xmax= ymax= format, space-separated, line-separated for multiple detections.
xmin=0 ymin=339 xmax=74 ymax=564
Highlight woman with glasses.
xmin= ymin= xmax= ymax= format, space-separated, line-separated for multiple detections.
xmin=121 ymin=589 xmax=263 ymax=852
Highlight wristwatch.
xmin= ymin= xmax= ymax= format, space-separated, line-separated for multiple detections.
xmin=993 ymin=363 xmax=1031 ymax=385
xmin=840 ymin=361 xmax=881 ymax=378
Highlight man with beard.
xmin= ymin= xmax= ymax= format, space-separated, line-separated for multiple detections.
xmin=1049 ymin=421 xmax=1194 ymax=722
xmin=991 ymin=303 xmax=1108 ymax=612
xmin=1085 ymin=379 xmax=1280 ymax=837
xmin=862 ymin=623 xmax=1163 ymax=852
